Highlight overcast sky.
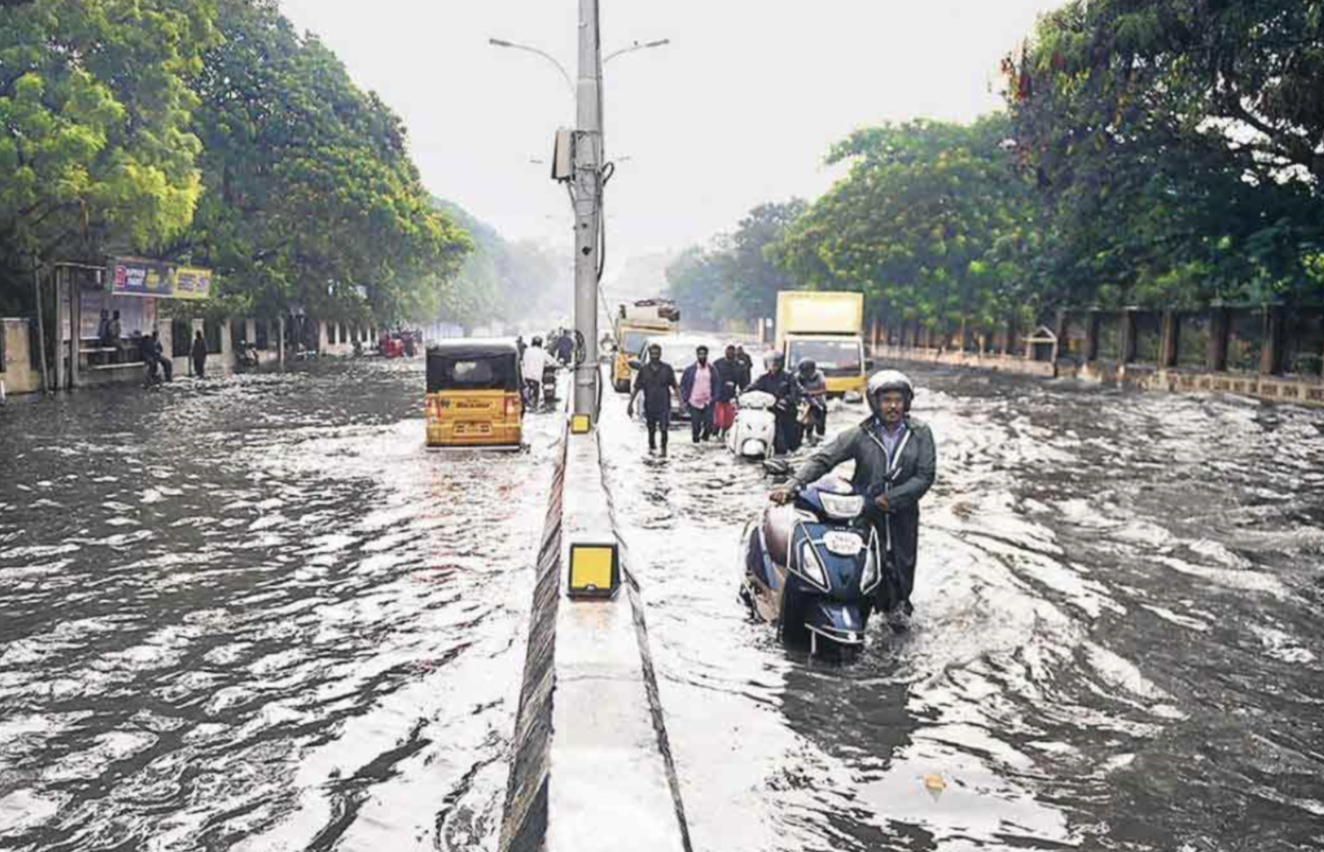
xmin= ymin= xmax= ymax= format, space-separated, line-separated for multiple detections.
xmin=278 ymin=0 xmax=1065 ymax=258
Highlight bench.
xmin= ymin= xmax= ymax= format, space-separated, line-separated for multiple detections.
xmin=79 ymin=346 xmax=119 ymax=355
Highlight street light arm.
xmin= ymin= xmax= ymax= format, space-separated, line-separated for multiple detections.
xmin=488 ymin=38 xmax=576 ymax=94
xmin=603 ymin=38 xmax=671 ymax=65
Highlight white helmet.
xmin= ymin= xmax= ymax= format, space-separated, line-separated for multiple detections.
xmin=868 ymin=369 xmax=914 ymax=412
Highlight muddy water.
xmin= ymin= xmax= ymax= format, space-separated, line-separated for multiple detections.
xmin=599 ymin=366 xmax=1324 ymax=852
xmin=3 ymin=362 xmax=1323 ymax=851
xmin=0 ymin=363 xmax=557 ymax=851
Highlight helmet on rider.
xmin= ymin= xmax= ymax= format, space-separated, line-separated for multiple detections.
xmin=797 ymin=359 xmax=817 ymax=376
xmin=763 ymin=352 xmax=785 ymax=372
xmin=531 ymin=336 xmax=542 ymax=347
xmin=867 ymin=369 xmax=914 ymax=415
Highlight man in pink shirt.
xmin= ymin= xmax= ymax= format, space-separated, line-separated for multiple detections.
xmin=680 ymin=345 xmax=717 ymax=444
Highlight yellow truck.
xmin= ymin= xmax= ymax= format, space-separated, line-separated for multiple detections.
xmin=776 ymin=291 xmax=867 ymax=397
xmin=612 ymin=300 xmax=680 ymax=392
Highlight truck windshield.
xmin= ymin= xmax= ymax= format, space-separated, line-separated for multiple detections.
xmin=620 ymin=330 xmax=650 ymax=354
xmin=787 ymin=340 xmax=862 ymax=374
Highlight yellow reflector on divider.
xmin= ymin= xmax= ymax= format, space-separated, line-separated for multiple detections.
xmin=570 ymin=414 xmax=592 ymax=434
xmin=568 ymin=543 xmax=619 ymax=600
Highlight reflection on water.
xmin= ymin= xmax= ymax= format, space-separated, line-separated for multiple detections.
xmin=600 ymin=367 xmax=1324 ymax=852
xmin=0 ymin=363 xmax=558 ymax=852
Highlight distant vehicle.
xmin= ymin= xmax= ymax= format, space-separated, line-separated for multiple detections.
xmin=380 ymin=333 xmax=405 ymax=359
xmin=425 ymin=340 xmax=524 ymax=450
xmin=613 ymin=298 xmax=680 ymax=393
xmin=776 ymin=291 xmax=867 ymax=397
xmin=631 ymin=333 xmax=722 ymax=422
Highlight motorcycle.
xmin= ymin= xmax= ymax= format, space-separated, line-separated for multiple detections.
xmin=236 ymin=343 xmax=260 ymax=372
xmin=741 ymin=476 xmax=884 ymax=657
xmin=727 ymin=390 xmax=778 ymax=460
xmin=541 ymin=362 xmax=560 ymax=411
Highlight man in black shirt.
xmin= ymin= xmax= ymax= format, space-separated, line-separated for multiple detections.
xmin=750 ymin=353 xmax=801 ymax=455
xmin=627 ymin=343 xmax=679 ymax=457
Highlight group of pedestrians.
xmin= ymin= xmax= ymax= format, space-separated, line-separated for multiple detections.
xmin=626 ymin=342 xmax=835 ymax=458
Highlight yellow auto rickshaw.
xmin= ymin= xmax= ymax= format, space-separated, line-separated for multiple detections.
xmin=425 ymin=340 xmax=524 ymax=449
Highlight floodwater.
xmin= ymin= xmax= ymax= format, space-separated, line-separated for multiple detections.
xmin=598 ymin=365 xmax=1324 ymax=852
xmin=0 ymin=362 xmax=559 ymax=851
xmin=2 ymin=362 xmax=1322 ymax=851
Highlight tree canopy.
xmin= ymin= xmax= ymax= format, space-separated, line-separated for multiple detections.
xmin=665 ymin=200 xmax=806 ymax=329
xmin=0 ymin=0 xmax=479 ymax=326
xmin=1004 ymin=0 xmax=1324 ymax=306
xmin=171 ymin=0 xmax=469 ymax=324
xmin=0 ymin=0 xmax=217 ymax=311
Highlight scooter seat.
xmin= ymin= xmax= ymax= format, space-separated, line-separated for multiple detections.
xmin=762 ymin=504 xmax=796 ymax=566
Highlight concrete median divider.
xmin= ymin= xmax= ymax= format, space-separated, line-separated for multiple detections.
xmin=499 ymin=423 xmax=692 ymax=852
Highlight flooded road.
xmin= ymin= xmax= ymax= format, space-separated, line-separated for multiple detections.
xmin=599 ymin=365 xmax=1324 ymax=852
xmin=0 ymin=363 xmax=558 ymax=851
xmin=2 ymin=361 xmax=1323 ymax=851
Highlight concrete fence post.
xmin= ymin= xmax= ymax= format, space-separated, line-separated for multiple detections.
xmin=1260 ymin=305 xmax=1283 ymax=376
xmin=1122 ymin=309 xmax=1138 ymax=364
xmin=1160 ymin=311 xmax=1178 ymax=368
xmin=1085 ymin=310 xmax=1101 ymax=362
xmin=1208 ymin=307 xmax=1229 ymax=373
xmin=220 ymin=320 xmax=233 ymax=372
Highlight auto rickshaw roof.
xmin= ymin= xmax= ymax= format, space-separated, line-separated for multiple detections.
xmin=426 ymin=339 xmax=520 ymax=360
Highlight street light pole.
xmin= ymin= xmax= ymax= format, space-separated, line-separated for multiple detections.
xmin=572 ymin=0 xmax=605 ymax=423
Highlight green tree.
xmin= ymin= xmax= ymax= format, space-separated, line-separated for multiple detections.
xmin=1004 ymin=0 xmax=1324 ymax=305
xmin=433 ymin=198 xmax=563 ymax=330
xmin=665 ymin=200 xmax=807 ymax=327
xmin=771 ymin=117 xmax=1040 ymax=342
xmin=171 ymin=0 xmax=468 ymax=324
xmin=0 ymin=0 xmax=217 ymax=310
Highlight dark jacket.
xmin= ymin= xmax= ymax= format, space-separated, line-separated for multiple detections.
xmin=750 ymin=369 xmax=800 ymax=417
xmin=790 ymin=416 xmax=937 ymax=606
xmin=191 ymin=337 xmax=207 ymax=361
xmin=633 ymin=360 xmax=678 ymax=417
xmin=798 ymin=370 xmax=828 ymax=410
xmin=679 ymin=361 xmax=719 ymax=407
xmin=735 ymin=354 xmax=753 ymax=389
xmin=712 ymin=357 xmax=742 ymax=402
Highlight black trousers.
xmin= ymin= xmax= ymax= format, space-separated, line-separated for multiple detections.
xmin=193 ymin=356 xmax=205 ymax=378
xmin=689 ymin=405 xmax=713 ymax=442
xmin=646 ymin=409 xmax=671 ymax=450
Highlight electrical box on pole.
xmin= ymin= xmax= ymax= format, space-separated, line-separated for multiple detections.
xmin=551 ymin=128 xmax=575 ymax=182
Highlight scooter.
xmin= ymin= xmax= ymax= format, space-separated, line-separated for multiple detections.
xmin=727 ymin=390 xmax=778 ymax=460
xmin=741 ymin=476 xmax=883 ymax=657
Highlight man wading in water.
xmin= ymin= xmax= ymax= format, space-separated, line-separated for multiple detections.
xmin=771 ymin=370 xmax=936 ymax=629
xmin=628 ymin=343 xmax=679 ymax=458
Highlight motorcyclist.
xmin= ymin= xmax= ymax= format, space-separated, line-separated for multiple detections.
xmin=750 ymin=353 xmax=801 ymax=455
xmin=770 ymin=370 xmax=936 ymax=626
xmin=522 ymin=336 xmax=548 ymax=406
xmin=796 ymin=359 xmax=828 ymax=445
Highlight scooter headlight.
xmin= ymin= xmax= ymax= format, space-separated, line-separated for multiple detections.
xmin=799 ymin=542 xmax=830 ymax=591
xmin=819 ymin=493 xmax=865 ymax=520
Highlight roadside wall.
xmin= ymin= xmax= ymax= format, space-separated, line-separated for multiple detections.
xmin=874 ymin=305 xmax=1324 ymax=409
